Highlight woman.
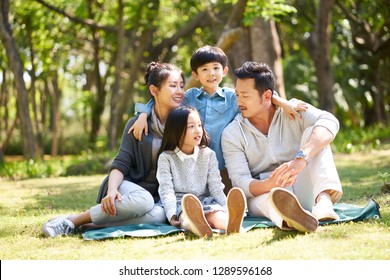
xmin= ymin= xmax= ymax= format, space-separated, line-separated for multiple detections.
xmin=42 ymin=62 xmax=185 ymax=237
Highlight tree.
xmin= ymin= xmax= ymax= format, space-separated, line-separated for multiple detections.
xmin=0 ymin=0 xmax=36 ymax=159
xmin=336 ymin=0 xmax=389 ymax=126
xmin=305 ymin=0 xmax=335 ymax=113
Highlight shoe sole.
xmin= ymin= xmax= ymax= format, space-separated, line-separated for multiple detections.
xmin=182 ymin=194 xmax=213 ymax=238
xmin=226 ymin=188 xmax=246 ymax=234
xmin=270 ymin=188 xmax=318 ymax=232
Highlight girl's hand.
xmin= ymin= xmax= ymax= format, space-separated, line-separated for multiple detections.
xmin=170 ymin=215 xmax=181 ymax=228
xmin=128 ymin=113 xmax=148 ymax=141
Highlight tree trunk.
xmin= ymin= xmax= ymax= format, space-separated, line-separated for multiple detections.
xmin=227 ymin=17 xmax=286 ymax=99
xmin=26 ymin=18 xmax=43 ymax=157
xmin=250 ymin=18 xmax=286 ymax=98
xmin=108 ymin=0 xmax=126 ymax=151
xmin=0 ymin=0 xmax=36 ymax=159
xmin=87 ymin=0 xmax=107 ymax=145
xmin=305 ymin=0 xmax=335 ymax=113
xmin=48 ymin=72 xmax=62 ymax=156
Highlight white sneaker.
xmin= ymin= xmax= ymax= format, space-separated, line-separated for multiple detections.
xmin=312 ymin=199 xmax=340 ymax=221
xmin=42 ymin=217 xmax=75 ymax=237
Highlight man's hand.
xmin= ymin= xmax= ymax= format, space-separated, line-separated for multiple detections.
xmin=270 ymin=159 xmax=306 ymax=188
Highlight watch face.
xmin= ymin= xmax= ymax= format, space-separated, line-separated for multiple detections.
xmin=295 ymin=150 xmax=309 ymax=163
xmin=296 ymin=151 xmax=305 ymax=158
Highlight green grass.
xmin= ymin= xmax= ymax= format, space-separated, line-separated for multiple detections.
xmin=0 ymin=148 xmax=389 ymax=260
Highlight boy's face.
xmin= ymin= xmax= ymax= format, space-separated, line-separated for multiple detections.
xmin=192 ymin=62 xmax=228 ymax=94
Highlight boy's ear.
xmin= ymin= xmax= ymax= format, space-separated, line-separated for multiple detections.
xmin=191 ymin=71 xmax=200 ymax=81
xmin=223 ymin=66 xmax=229 ymax=76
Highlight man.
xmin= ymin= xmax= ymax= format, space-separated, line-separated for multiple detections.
xmin=221 ymin=61 xmax=343 ymax=232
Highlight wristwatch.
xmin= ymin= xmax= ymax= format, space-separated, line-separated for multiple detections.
xmin=295 ymin=150 xmax=310 ymax=164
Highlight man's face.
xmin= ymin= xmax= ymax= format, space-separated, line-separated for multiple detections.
xmin=235 ymin=78 xmax=265 ymax=119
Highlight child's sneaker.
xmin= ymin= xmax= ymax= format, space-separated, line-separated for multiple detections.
xmin=226 ymin=187 xmax=246 ymax=234
xmin=182 ymin=194 xmax=213 ymax=238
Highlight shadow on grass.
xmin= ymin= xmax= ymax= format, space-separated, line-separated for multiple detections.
xmin=263 ymin=228 xmax=301 ymax=245
xmin=31 ymin=181 xmax=101 ymax=212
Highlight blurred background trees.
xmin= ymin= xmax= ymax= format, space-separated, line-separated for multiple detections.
xmin=0 ymin=0 xmax=389 ymax=163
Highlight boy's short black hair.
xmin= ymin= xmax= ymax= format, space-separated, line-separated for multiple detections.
xmin=190 ymin=46 xmax=227 ymax=72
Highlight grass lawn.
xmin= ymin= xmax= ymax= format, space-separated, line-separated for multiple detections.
xmin=0 ymin=148 xmax=389 ymax=261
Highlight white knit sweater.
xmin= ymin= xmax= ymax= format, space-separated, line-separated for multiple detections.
xmin=157 ymin=146 xmax=226 ymax=221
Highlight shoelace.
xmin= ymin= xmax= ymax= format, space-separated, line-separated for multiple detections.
xmin=51 ymin=220 xmax=73 ymax=235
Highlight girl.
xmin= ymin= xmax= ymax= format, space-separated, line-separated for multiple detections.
xmin=42 ymin=62 xmax=185 ymax=237
xmin=157 ymin=105 xmax=246 ymax=238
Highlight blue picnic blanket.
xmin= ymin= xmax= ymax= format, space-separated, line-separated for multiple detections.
xmin=82 ymin=199 xmax=381 ymax=241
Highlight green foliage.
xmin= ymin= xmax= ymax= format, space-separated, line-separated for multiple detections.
xmin=378 ymin=171 xmax=390 ymax=193
xmin=378 ymin=171 xmax=390 ymax=185
xmin=0 ymin=152 xmax=112 ymax=180
xmin=241 ymin=0 xmax=297 ymax=25
xmin=331 ymin=125 xmax=390 ymax=154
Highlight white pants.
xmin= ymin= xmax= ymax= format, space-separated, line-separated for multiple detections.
xmin=248 ymin=127 xmax=343 ymax=229
xmin=90 ymin=180 xmax=167 ymax=226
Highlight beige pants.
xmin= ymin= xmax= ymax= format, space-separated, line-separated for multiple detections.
xmin=247 ymin=126 xmax=343 ymax=229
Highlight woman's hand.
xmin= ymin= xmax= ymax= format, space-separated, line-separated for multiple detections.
xmin=101 ymin=190 xmax=122 ymax=216
xmin=128 ymin=113 xmax=148 ymax=141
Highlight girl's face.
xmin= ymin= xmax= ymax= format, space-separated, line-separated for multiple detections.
xmin=155 ymin=70 xmax=185 ymax=111
xmin=180 ymin=111 xmax=203 ymax=154
xmin=192 ymin=62 xmax=228 ymax=95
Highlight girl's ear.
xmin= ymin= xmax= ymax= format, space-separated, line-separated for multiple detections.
xmin=149 ymin=85 xmax=158 ymax=97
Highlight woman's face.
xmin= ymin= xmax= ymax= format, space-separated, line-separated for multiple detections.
xmin=155 ymin=70 xmax=185 ymax=111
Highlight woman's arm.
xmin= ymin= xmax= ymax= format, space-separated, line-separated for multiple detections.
xmin=100 ymin=169 xmax=124 ymax=216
